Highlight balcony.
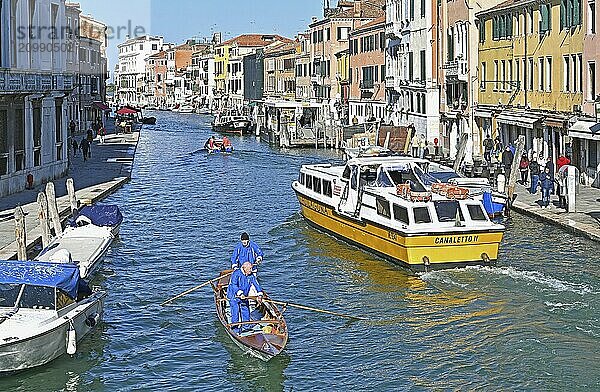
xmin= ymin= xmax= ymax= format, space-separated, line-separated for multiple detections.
xmin=443 ymin=60 xmax=458 ymax=77
xmin=443 ymin=59 xmax=468 ymax=82
xmin=0 ymin=69 xmax=75 ymax=93
xmin=360 ymin=80 xmax=375 ymax=90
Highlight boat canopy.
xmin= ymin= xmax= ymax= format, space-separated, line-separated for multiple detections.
xmin=0 ymin=261 xmax=80 ymax=299
xmin=68 ymin=205 xmax=123 ymax=228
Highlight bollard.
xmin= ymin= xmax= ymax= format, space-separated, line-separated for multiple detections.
xmin=67 ymin=178 xmax=78 ymax=214
xmin=37 ymin=192 xmax=51 ymax=248
xmin=566 ymin=165 xmax=577 ymax=213
xmin=14 ymin=206 xmax=27 ymax=261
xmin=45 ymin=182 xmax=63 ymax=236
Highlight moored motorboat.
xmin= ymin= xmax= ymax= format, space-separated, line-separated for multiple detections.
xmin=141 ymin=116 xmax=156 ymax=125
xmin=211 ymin=270 xmax=288 ymax=361
xmin=0 ymin=260 xmax=106 ymax=374
xmin=35 ymin=223 xmax=114 ymax=279
xmin=212 ymin=115 xmax=252 ymax=136
xmin=67 ymin=204 xmax=123 ymax=237
xmin=292 ymin=156 xmax=505 ymax=271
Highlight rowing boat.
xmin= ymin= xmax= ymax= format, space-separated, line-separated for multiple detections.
xmin=211 ymin=270 xmax=288 ymax=361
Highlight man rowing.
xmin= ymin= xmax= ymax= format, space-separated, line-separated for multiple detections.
xmin=227 ymin=261 xmax=263 ymax=334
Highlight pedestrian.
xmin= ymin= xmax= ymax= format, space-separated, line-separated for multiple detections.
xmin=230 ymin=232 xmax=264 ymax=271
xmin=80 ymin=138 xmax=89 ymax=161
xmin=502 ymin=145 xmax=514 ymax=179
xmin=69 ymin=120 xmax=76 ymax=136
xmin=227 ymin=261 xmax=264 ymax=334
xmin=539 ymin=167 xmax=554 ymax=208
xmin=411 ymin=133 xmax=420 ymax=158
xmin=529 ymin=154 xmax=541 ymax=194
xmin=493 ymin=136 xmax=503 ymax=159
xmin=518 ymin=153 xmax=529 ymax=185
xmin=556 ymin=167 xmax=567 ymax=209
xmin=419 ymin=137 xmax=427 ymax=158
xmin=86 ymin=129 xmax=93 ymax=158
xmin=483 ymin=134 xmax=493 ymax=163
xmin=98 ymin=125 xmax=106 ymax=144
xmin=71 ymin=139 xmax=78 ymax=157
xmin=545 ymin=157 xmax=555 ymax=194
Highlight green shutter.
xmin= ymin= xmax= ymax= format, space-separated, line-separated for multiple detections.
xmin=561 ymin=0 xmax=566 ymax=29
xmin=541 ymin=4 xmax=548 ymax=32
xmin=573 ymin=0 xmax=581 ymax=25
xmin=508 ymin=13 xmax=513 ymax=36
xmin=567 ymin=0 xmax=573 ymax=27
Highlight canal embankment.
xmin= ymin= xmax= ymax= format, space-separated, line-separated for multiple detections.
xmin=510 ymin=181 xmax=600 ymax=242
xmin=0 ymin=121 xmax=140 ymax=259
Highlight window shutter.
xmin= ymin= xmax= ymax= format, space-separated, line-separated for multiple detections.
xmin=541 ymin=5 xmax=548 ymax=32
xmin=508 ymin=13 xmax=513 ymax=36
xmin=560 ymin=0 xmax=566 ymax=29
xmin=573 ymin=0 xmax=580 ymax=25
xmin=567 ymin=0 xmax=573 ymax=27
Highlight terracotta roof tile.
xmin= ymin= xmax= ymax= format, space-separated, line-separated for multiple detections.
xmin=353 ymin=15 xmax=386 ymax=31
xmin=219 ymin=34 xmax=293 ymax=47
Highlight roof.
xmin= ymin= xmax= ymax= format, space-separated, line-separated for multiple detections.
xmin=220 ymin=34 xmax=293 ymax=48
xmin=352 ymin=15 xmax=386 ymax=32
xmin=327 ymin=0 xmax=385 ymax=21
xmin=264 ymin=41 xmax=297 ymax=55
xmin=148 ymin=51 xmax=166 ymax=59
xmin=477 ymin=0 xmax=535 ymax=16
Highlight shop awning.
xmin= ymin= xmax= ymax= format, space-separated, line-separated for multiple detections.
xmin=568 ymin=120 xmax=600 ymax=141
xmin=93 ymin=101 xmax=111 ymax=111
xmin=474 ymin=107 xmax=495 ymax=118
xmin=117 ymin=108 xmax=138 ymax=115
xmin=496 ymin=111 xmax=543 ymax=129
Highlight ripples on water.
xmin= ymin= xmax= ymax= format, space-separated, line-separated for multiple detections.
xmin=2 ymin=112 xmax=599 ymax=391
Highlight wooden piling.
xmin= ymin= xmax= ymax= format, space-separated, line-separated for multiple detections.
xmin=45 ymin=182 xmax=63 ymax=236
xmin=37 ymin=192 xmax=51 ymax=248
xmin=507 ymin=135 xmax=526 ymax=202
xmin=67 ymin=178 xmax=77 ymax=213
xmin=453 ymin=133 xmax=469 ymax=174
xmin=14 ymin=206 xmax=27 ymax=261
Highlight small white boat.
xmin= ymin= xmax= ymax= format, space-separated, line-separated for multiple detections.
xmin=68 ymin=205 xmax=123 ymax=237
xmin=176 ymin=105 xmax=195 ymax=114
xmin=35 ymin=224 xmax=114 ymax=279
xmin=0 ymin=260 xmax=106 ymax=374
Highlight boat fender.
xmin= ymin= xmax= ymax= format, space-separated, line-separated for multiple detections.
xmin=422 ymin=256 xmax=430 ymax=273
xmin=85 ymin=313 xmax=100 ymax=328
xmin=66 ymin=321 xmax=77 ymax=355
xmin=481 ymin=253 xmax=490 ymax=264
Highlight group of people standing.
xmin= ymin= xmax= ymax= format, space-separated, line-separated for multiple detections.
xmin=518 ymin=153 xmax=571 ymax=208
xmin=69 ymin=118 xmax=107 ymax=162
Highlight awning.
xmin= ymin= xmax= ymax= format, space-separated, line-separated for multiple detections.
xmin=474 ymin=108 xmax=495 ymax=118
xmin=117 ymin=107 xmax=138 ymax=115
xmin=0 ymin=260 xmax=80 ymax=299
xmin=93 ymin=101 xmax=111 ymax=112
xmin=543 ymin=114 xmax=569 ymax=128
xmin=568 ymin=120 xmax=600 ymax=141
xmin=496 ymin=111 xmax=543 ymax=129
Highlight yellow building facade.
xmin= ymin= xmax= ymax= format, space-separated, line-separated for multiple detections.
xmin=476 ymin=0 xmax=584 ymax=163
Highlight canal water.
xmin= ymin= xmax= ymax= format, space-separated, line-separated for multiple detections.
xmin=2 ymin=111 xmax=599 ymax=391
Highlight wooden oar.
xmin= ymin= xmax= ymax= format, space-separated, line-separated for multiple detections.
xmin=160 ymin=271 xmax=233 ymax=306
xmin=258 ymin=298 xmax=366 ymax=321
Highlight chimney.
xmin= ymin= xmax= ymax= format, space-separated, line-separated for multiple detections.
xmin=354 ymin=1 xmax=362 ymax=17
xmin=312 ymin=16 xmax=318 ymax=23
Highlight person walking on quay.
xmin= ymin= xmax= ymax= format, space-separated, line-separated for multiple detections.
xmin=411 ymin=133 xmax=420 ymax=158
xmin=86 ymin=129 xmax=94 ymax=158
xmin=493 ymin=136 xmax=503 ymax=160
xmin=502 ymin=145 xmax=514 ymax=179
xmin=483 ymin=134 xmax=493 ymax=163
xmin=71 ymin=138 xmax=78 ymax=157
xmin=98 ymin=124 xmax=106 ymax=144
xmin=69 ymin=120 xmax=76 ymax=136
xmin=529 ymin=154 xmax=541 ymax=194
xmin=80 ymin=137 xmax=89 ymax=161
xmin=518 ymin=153 xmax=529 ymax=185
xmin=227 ymin=261 xmax=263 ymax=334
xmin=230 ymin=232 xmax=264 ymax=271
xmin=539 ymin=166 xmax=554 ymax=208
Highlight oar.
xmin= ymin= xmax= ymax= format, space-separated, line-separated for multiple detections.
xmin=260 ymin=298 xmax=366 ymax=321
xmin=160 ymin=271 xmax=233 ymax=306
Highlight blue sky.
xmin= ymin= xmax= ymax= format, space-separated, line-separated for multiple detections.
xmin=77 ymin=0 xmax=325 ymax=81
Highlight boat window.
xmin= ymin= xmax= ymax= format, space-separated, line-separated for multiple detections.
xmin=299 ymin=172 xmax=305 ymax=185
xmin=375 ymin=168 xmax=393 ymax=187
xmin=0 ymin=284 xmax=21 ymax=307
xmin=18 ymin=285 xmax=55 ymax=310
xmin=323 ymin=180 xmax=333 ymax=198
xmin=387 ymin=168 xmax=426 ymax=192
xmin=360 ymin=167 xmax=378 ymax=186
xmin=306 ymin=175 xmax=313 ymax=190
xmin=393 ymin=204 xmax=409 ymax=224
xmin=342 ymin=165 xmax=351 ymax=179
xmin=467 ymin=204 xmax=488 ymax=221
xmin=56 ymin=289 xmax=75 ymax=311
xmin=434 ymin=200 xmax=464 ymax=222
xmin=413 ymin=165 xmax=440 ymax=187
xmin=350 ymin=166 xmax=358 ymax=190
xmin=376 ymin=198 xmax=391 ymax=218
xmin=313 ymin=177 xmax=322 ymax=194
xmin=413 ymin=207 xmax=432 ymax=224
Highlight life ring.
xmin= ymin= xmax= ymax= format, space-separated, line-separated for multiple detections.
xmin=410 ymin=191 xmax=433 ymax=202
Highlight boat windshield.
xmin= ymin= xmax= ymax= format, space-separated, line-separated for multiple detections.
xmin=0 ymin=284 xmax=55 ymax=309
xmin=434 ymin=200 xmax=464 ymax=223
xmin=383 ymin=166 xmax=427 ymax=192
xmin=413 ymin=165 xmax=440 ymax=187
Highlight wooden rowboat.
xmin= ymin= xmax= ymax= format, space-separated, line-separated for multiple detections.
xmin=211 ymin=270 xmax=288 ymax=361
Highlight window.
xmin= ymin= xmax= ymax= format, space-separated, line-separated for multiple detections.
xmin=564 ymin=55 xmax=571 ymax=91
xmin=393 ymin=204 xmax=409 ymax=224
xmin=546 ymin=57 xmax=552 ymax=91
xmin=479 ymin=19 xmax=486 ymax=43
xmin=538 ymin=58 xmax=545 ymax=91
xmin=502 ymin=60 xmax=506 ymax=90
xmin=529 ymin=58 xmax=534 ymax=90
xmin=540 ymin=3 xmax=551 ymax=33
xmin=467 ymin=204 xmax=488 ymax=221
xmin=0 ymin=110 xmax=7 ymax=175
xmin=434 ymin=201 xmax=463 ymax=222
xmin=152 ymin=44 xmax=158 ymax=50
xmin=448 ymin=27 xmax=454 ymax=60
xmin=481 ymin=62 xmax=487 ymax=89
xmin=376 ymin=198 xmax=391 ymax=219
xmin=562 ymin=0 xmax=582 ymax=28
xmin=410 ymin=0 xmax=415 ymax=20
xmin=494 ymin=60 xmax=499 ymax=89
xmin=306 ymin=175 xmax=313 ymax=190
xmin=299 ymin=172 xmax=305 ymax=185
xmin=589 ymin=62 xmax=596 ymax=100
xmin=590 ymin=1 xmax=597 ymax=33
xmin=313 ymin=177 xmax=322 ymax=194
xmin=421 ymin=0 xmax=425 ymax=17
xmin=323 ymin=180 xmax=333 ymax=198
xmin=589 ymin=140 xmax=598 ymax=167
xmin=579 ymin=53 xmax=583 ymax=92
xmin=408 ymin=52 xmax=414 ymax=80
xmin=19 ymin=285 xmax=55 ymax=309
xmin=413 ymin=207 xmax=432 ymax=224
xmin=508 ymin=60 xmax=513 ymax=89
xmin=337 ymin=27 xmax=350 ymax=40
xmin=420 ymin=50 xmax=426 ymax=81
xmin=32 ymin=100 xmax=42 ymax=167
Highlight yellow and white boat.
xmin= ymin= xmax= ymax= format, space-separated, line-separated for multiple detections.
xmin=292 ymin=156 xmax=505 ymax=271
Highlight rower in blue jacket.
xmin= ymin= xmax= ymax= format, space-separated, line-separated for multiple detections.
xmin=230 ymin=232 xmax=264 ymax=270
xmin=227 ymin=261 xmax=264 ymax=334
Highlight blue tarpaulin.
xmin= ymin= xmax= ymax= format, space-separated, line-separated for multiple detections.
xmin=68 ymin=205 xmax=123 ymax=228
xmin=0 ymin=260 xmax=80 ymax=299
